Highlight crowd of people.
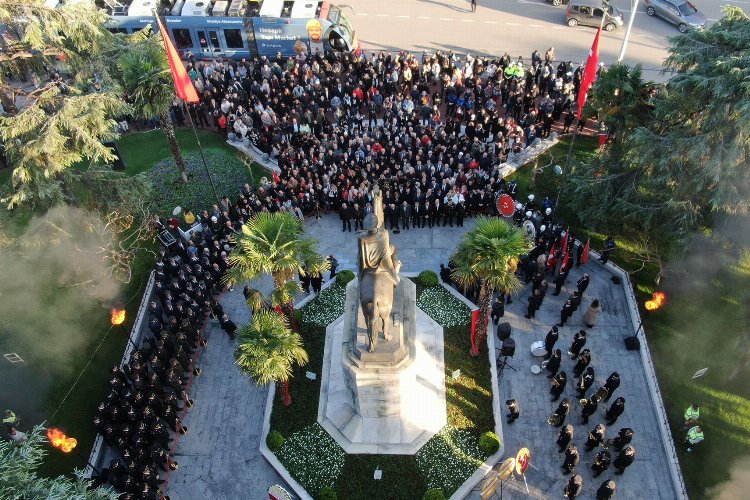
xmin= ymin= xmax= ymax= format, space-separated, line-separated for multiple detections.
xmin=89 ymin=202 xmax=247 ymax=499
xmin=159 ymin=48 xmax=597 ymax=225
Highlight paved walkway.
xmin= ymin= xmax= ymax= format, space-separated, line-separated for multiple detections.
xmin=467 ymin=262 xmax=677 ymax=499
xmin=166 ymin=215 xmax=677 ymax=499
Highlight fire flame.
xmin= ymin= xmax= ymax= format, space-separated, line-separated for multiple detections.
xmin=645 ymin=292 xmax=666 ymax=311
xmin=47 ymin=428 xmax=77 ymax=453
xmin=111 ymin=308 xmax=126 ymax=326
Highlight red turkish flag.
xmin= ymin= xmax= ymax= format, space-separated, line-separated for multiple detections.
xmin=562 ymin=250 xmax=570 ymax=271
xmin=561 ymin=231 xmax=569 ymax=256
xmin=581 ymin=238 xmax=590 ymax=264
xmin=577 ymin=27 xmax=602 ymax=119
xmin=156 ymin=16 xmax=199 ymax=103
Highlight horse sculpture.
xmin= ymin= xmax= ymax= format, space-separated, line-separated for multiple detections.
xmin=360 ymin=271 xmax=394 ymax=352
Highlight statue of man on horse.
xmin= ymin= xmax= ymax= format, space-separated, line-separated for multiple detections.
xmin=357 ymin=185 xmax=401 ymax=352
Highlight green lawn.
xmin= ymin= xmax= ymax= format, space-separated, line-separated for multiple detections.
xmin=509 ymin=137 xmax=750 ymax=498
xmin=0 ymin=127 xmax=266 ymax=478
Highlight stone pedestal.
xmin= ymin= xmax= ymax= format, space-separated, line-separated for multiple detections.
xmin=317 ymin=276 xmax=447 ymax=454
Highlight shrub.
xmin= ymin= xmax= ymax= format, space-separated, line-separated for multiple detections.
xmin=316 ymin=487 xmax=337 ymax=500
xmin=336 ymin=270 xmax=355 ymax=286
xmin=422 ymin=489 xmax=446 ymax=500
xmin=478 ymin=431 xmax=501 ymax=456
xmin=417 ymin=270 xmax=440 ymax=287
xmin=266 ymin=430 xmax=285 ymax=452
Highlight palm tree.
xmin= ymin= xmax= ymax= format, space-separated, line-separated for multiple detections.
xmin=225 ymin=212 xmax=325 ymax=321
xmin=235 ymin=310 xmax=308 ymax=405
xmin=451 ymin=217 xmax=531 ymax=356
xmin=117 ymin=32 xmax=189 ymax=183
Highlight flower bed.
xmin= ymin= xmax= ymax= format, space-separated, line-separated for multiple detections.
xmin=269 ymin=280 xmax=493 ymax=499
xmin=415 ymin=426 xmax=487 ymax=494
xmin=417 ymin=285 xmax=472 ymax=327
xmin=276 ymin=423 xmax=347 ymax=495
xmin=299 ymin=283 xmax=346 ymax=327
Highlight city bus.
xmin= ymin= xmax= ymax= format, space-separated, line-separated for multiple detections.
xmin=101 ymin=0 xmax=359 ymax=59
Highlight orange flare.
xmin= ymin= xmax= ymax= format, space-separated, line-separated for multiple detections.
xmin=645 ymin=292 xmax=666 ymax=311
xmin=47 ymin=427 xmax=77 ymax=453
xmin=111 ymin=308 xmax=126 ymax=326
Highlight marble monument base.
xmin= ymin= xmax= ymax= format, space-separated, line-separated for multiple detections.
xmin=317 ymin=277 xmax=446 ymax=454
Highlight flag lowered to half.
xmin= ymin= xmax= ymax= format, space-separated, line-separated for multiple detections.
xmin=155 ymin=16 xmax=199 ymax=103
xmin=576 ymin=27 xmax=602 ymax=119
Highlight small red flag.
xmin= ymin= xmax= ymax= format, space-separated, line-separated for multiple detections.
xmin=272 ymin=170 xmax=281 ymax=184
xmin=581 ymin=238 xmax=590 ymax=264
xmin=577 ymin=27 xmax=602 ymax=119
xmin=561 ymin=231 xmax=569 ymax=256
xmin=562 ymin=250 xmax=570 ymax=271
xmin=155 ymin=16 xmax=199 ymax=103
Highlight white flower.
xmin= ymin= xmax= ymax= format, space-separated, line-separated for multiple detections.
xmin=417 ymin=286 xmax=471 ymax=327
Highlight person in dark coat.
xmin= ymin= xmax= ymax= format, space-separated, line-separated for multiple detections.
xmin=551 ymin=399 xmax=570 ymax=427
xmin=339 ymin=202 xmax=352 ymax=232
xmin=605 ymin=397 xmax=626 ymax=425
xmin=591 ymin=450 xmax=612 ymax=477
xmin=569 ymin=290 xmax=583 ymax=312
xmin=596 ymin=480 xmax=617 ymax=500
xmin=613 ymin=445 xmax=635 ymax=475
xmin=556 ymin=424 xmax=574 ymax=452
xmin=564 ymin=474 xmax=583 ymax=499
xmin=561 ymin=445 xmax=579 ymax=474
xmin=506 ymin=399 xmax=520 ymax=424
xmin=585 ymin=423 xmax=606 ymax=452
xmin=310 ymin=271 xmax=323 ymax=293
xmin=524 ymin=258 xmax=538 ymax=283
xmin=558 ymin=300 xmax=574 ymax=326
xmin=491 ymin=297 xmax=505 ymax=324
xmin=580 ymin=394 xmax=599 ymax=424
xmin=525 ymin=289 xmax=543 ymax=319
xmin=546 ymin=349 xmax=562 ymax=379
xmin=550 ymin=371 xmax=568 ymax=402
xmin=399 ymin=200 xmax=412 ymax=230
xmin=602 ymin=372 xmax=621 ymax=402
xmin=610 ymin=427 xmax=634 ymax=452
xmin=553 ymin=266 xmax=569 ymax=295
xmin=544 ymin=326 xmax=559 ymax=359
xmin=569 ymin=330 xmax=587 ymax=358
xmin=576 ymin=273 xmax=590 ymax=294
xmin=220 ymin=313 xmax=237 ymax=340
xmin=573 ymin=349 xmax=591 ymax=377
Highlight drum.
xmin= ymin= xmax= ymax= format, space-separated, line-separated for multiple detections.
xmin=530 ymin=341 xmax=547 ymax=357
xmin=497 ymin=458 xmax=515 ymax=480
xmin=531 ymin=364 xmax=542 ymax=374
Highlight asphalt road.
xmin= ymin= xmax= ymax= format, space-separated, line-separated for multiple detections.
xmin=343 ymin=0 xmax=748 ymax=81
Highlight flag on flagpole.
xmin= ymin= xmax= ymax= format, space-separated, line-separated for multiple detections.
xmin=155 ymin=16 xmax=199 ymax=104
xmin=576 ymin=27 xmax=602 ymax=119
xmin=561 ymin=250 xmax=570 ymax=271
xmin=561 ymin=230 xmax=569 ymax=256
xmin=581 ymin=238 xmax=590 ymax=264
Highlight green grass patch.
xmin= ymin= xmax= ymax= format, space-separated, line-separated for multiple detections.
xmin=271 ymin=281 xmax=494 ymax=498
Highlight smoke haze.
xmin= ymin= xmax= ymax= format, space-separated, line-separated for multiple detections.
xmin=708 ymin=456 xmax=750 ymax=500
xmin=0 ymin=206 xmax=122 ymax=422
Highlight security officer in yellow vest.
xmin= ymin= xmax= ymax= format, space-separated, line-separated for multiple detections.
xmin=3 ymin=410 xmax=19 ymax=432
xmin=683 ymin=402 xmax=700 ymax=428
xmin=685 ymin=426 xmax=704 ymax=452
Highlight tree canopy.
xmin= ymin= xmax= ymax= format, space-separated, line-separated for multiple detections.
xmin=567 ymin=6 xmax=750 ymax=258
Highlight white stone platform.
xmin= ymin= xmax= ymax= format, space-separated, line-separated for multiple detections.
xmin=317 ymin=306 xmax=446 ymax=454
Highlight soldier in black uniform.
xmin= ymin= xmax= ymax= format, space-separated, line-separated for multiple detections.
xmin=558 ymin=300 xmax=574 ymax=327
xmin=544 ymin=326 xmax=559 ymax=360
xmin=550 ymin=371 xmax=567 ymax=402
xmin=605 ymin=397 xmax=626 ymax=425
xmin=610 ymin=427 xmax=634 ymax=452
xmin=602 ymin=372 xmax=621 ymax=402
xmin=546 ymin=349 xmax=562 ymax=379
xmin=564 ymin=474 xmax=583 ymax=499
xmin=506 ymin=399 xmax=520 ymax=424
xmin=556 ymin=424 xmax=574 ymax=452
xmin=525 ymin=289 xmax=542 ymax=319
xmin=596 ymin=480 xmax=617 ymax=500
xmin=591 ymin=450 xmax=611 ymax=477
xmin=573 ymin=349 xmax=591 ymax=377
xmin=569 ymin=330 xmax=587 ymax=358
xmin=580 ymin=394 xmax=599 ymax=425
xmin=553 ymin=265 xmax=569 ymax=295
xmin=585 ymin=423 xmax=606 ymax=451
xmin=613 ymin=445 xmax=635 ymax=475
xmin=561 ymin=445 xmax=579 ymax=474
xmin=576 ymin=366 xmax=595 ymax=398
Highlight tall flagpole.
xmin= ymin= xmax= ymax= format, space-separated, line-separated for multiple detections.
xmin=153 ymin=10 xmax=221 ymax=206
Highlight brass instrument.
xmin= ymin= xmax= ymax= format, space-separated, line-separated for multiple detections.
xmin=602 ymin=439 xmax=612 ymax=449
xmin=541 ymin=359 xmax=549 ymax=369
xmin=548 ymin=414 xmax=561 ymax=426
xmin=580 ymin=398 xmax=588 ymax=406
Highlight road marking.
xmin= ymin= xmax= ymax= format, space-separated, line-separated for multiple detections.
xmin=439 ymin=17 xmax=453 ymax=21
xmin=553 ymin=26 xmax=566 ymax=29
xmin=484 ymin=20 xmax=497 ymax=24
xmin=376 ymin=14 xmax=389 ymax=17
xmin=396 ymin=15 xmax=410 ymax=18
xmin=506 ymin=22 xmax=521 ymax=26
xmin=528 ymin=24 xmax=541 ymax=28
xmin=461 ymin=19 xmax=474 ymax=22
xmin=356 ymin=12 xmax=368 ymax=16
xmin=418 ymin=16 xmax=431 ymax=19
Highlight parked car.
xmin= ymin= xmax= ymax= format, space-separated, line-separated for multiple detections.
xmin=565 ymin=0 xmax=625 ymax=31
xmin=644 ymin=0 xmax=707 ymax=32
xmin=547 ymin=0 xmax=569 ymax=6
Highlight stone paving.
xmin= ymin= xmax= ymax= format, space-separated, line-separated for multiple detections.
xmin=466 ymin=262 xmax=678 ymax=500
xmin=166 ymin=214 xmax=678 ymax=499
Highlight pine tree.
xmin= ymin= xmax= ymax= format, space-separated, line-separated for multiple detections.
xmin=567 ymin=6 xmax=750 ymax=256
xmin=0 ymin=0 xmax=126 ymax=209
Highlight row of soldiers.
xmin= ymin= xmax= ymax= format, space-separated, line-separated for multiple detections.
xmin=92 ymin=206 xmax=241 ymax=498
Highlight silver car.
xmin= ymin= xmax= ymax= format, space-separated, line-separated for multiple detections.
xmin=644 ymin=0 xmax=707 ymax=33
